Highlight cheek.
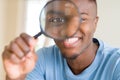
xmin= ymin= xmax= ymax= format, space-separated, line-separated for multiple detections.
xmin=79 ymin=22 xmax=95 ymax=36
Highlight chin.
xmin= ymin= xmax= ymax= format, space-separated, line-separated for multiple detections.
xmin=62 ymin=52 xmax=80 ymax=60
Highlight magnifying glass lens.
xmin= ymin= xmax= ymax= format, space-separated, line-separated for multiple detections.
xmin=39 ymin=0 xmax=80 ymax=40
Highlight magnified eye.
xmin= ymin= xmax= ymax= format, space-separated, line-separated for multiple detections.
xmin=80 ymin=17 xmax=87 ymax=23
xmin=48 ymin=17 xmax=65 ymax=26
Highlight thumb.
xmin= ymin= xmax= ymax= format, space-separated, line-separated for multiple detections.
xmin=20 ymin=33 xmax=38 ymax=51
xmin=29 ymin=38 xmax=38 ymax=51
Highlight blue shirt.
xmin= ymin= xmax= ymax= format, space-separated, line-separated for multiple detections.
xmin=26 ymin=38 xmax=120 ymax=80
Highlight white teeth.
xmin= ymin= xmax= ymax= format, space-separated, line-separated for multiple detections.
xmin=65 ymin=38 xmax=78 ymax=44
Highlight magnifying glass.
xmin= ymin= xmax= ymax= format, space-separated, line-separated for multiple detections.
xmin=34 ymin=0 xmax=81 ymax=40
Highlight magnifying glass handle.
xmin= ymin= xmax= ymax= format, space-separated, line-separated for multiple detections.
xmin=34 ymin=32 xmax=42 ymax=39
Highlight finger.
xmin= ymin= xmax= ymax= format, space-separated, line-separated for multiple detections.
xmin=2 ymin=46 xmax=21 ymax=64
xmin=2 ymin=46 xmax=11 ymax=59
xmin=9 ymin=41 xmax=24 ymax=59
xmin=15 ymin=37 xmax=30 ymax=55
xmin=10 ymin=54 xmax=21 ymax=64
xmin=20 ymin=33 xmax=37 ymax=50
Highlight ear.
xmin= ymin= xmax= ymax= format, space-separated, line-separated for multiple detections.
xmin=93 ymin=16 xmax=99 ymax=33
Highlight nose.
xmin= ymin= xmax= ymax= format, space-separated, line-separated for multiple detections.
xmin=61 ymin=16 xmax=80 ymax=38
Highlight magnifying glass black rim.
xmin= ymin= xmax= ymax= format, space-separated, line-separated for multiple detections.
xmin=39 ymin=0 xmax=81 ymax=40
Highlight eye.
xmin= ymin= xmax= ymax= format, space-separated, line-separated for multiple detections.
xmin=80 ymin=18 xmax=87 ymax=23
xmin=49 ymin=17 xmax=65 ymax=23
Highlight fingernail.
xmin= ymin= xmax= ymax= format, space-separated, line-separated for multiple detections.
xmin=26 ymin=49 xmax=30 ymax=53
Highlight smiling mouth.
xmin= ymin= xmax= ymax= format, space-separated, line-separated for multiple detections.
xmin=63 ymin=37 xmax=81 ymax=48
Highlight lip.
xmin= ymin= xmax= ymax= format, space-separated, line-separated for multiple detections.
xmin=63 ymin=37 xmax=82 ymax=48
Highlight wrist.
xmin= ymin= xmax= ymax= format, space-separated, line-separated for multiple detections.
xmin=6 ymin=75 xmax=26 ymax=80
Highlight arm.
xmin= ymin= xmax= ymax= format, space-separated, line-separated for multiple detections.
xmin=6 ymin=75 xmax=26 ymax=80
xmin=113 ymin=53 xmax=120 ymax=80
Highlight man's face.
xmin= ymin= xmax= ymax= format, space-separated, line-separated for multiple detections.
xmin=54 ymin=0 xmax=98 ymax=59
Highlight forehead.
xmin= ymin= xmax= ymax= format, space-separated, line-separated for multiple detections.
xmin=45 ymin=0 xmax=82 ymax=16
xmin=46 ymin=0 xmax=97 ymax=17
xmin=71 ymin=0 xmax=96 ymax=16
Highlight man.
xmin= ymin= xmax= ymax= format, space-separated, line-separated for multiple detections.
xmin=2 ymin=0 xmax=120 ymax=80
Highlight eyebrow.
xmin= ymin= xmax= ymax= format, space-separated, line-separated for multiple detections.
xmin=47 ymin=10 xmax=89 ymax=17
xmin=80 ymin=12 xmax=89 ymax=15
xmin=47 ymin=10 xmax=64 ymax=15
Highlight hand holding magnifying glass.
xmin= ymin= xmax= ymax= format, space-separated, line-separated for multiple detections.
xmin=34 ymin=0 xmax=81 ymax=40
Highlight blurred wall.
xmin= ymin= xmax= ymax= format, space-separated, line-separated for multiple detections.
xmin=95 ymin=0 xmax=120 ymax=47
xmin=0 ymin=0 xmax=5 ymax=79
xmin=0 ymin=0 xmax=26 ymax=80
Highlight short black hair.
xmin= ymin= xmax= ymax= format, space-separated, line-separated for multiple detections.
xmin=47 ymin=0 xmax=97 ymax=10
xmin=89 ymin=0 xmax=97 ymax=6
xmin=88 ymin=0 xmax=97 ymax=16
